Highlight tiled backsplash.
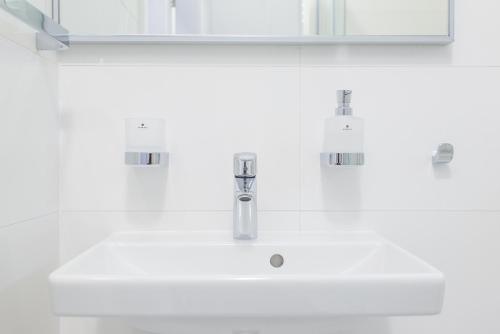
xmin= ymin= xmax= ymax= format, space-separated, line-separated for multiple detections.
xmin=0 ymin=13 xmax=59 ymax=334
xmin=59 ymin=65 xmax=500 ymax=213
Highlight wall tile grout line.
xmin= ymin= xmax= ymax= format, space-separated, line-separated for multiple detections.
xmin=0 ymin=211 xmax=59 ymax=231
xmin=298 ymin=46 xmax=303 ymax=231
xmin=56 ymin=63 xmax=235 ymax=67
xmin=58 ymin=63 xmax=500 ymax=69
xmin=59 ymin=209 xmax=500 ymax=213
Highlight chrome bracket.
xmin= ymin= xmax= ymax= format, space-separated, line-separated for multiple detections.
xmin=125 ymin=152 xmax=169 ymax=167
xmin=1 ymin=0 xmax=69 ymax=50
xmin=321 ymin=152 xmax=365 ymax=167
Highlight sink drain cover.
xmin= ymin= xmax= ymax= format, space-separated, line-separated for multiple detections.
xmin=270 ymin=254 xmax=284 ymax=268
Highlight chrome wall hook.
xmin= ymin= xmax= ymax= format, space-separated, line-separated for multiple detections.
xmin=432 ymin=143 xmax=454 ymax=164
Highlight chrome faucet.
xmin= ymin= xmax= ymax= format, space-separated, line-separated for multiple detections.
xmin=233 ymin=153 xmax=257 ymax=240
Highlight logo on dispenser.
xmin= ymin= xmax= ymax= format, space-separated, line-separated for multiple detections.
xmin=343 ymin=124 xmax=353 ymax=131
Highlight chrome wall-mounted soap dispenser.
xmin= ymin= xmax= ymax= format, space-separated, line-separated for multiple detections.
xmin=125 ymin=118 xmax=169 ymax=167
xmin=321 ymin=90 xmax=365 ymax=167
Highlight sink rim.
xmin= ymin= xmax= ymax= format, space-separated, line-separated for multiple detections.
xmin=50 ymin=230 xmax=444 ymax=279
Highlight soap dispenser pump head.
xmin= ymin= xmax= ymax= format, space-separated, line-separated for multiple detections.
xmin=336 ymin=90 xmax=353 ymax=116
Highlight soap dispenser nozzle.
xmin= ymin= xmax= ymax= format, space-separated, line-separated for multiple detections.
xmin=336 ymin=90 xmax=353 ymax=116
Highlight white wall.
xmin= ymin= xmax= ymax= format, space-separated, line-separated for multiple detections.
xmin=0 ymin=8 xmax=59 ymax=334
xmin=57 ymin=0 xmax=500 ymax=333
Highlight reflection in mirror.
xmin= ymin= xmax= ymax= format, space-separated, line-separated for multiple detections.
xmin=59 ymin=0 xmax=451 ymax=39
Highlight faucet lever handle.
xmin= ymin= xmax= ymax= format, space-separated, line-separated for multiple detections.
xmin=234 ymin=152 xmax=257 ymax=177
xmin=336 ymin=89 xmax=353 ymax=115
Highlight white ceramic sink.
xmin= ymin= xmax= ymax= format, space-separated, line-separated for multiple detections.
xmin=50 ymin=231 xmax=444 ymax=332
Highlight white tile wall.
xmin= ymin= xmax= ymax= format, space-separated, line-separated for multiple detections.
xmin=57 ymin=0 xmax=500 ymax=333
xmin=58 ymin=45 xmax=301 ymax=66
xmin=0 ymin=13 xmax=59 ymax=334
xmin=0 ymin=214 xmax=59 ymax=334
xmin=59 ymin=65 xmax=300 ymax=212
xmin=0 ymin=38 xmax=59 ymax=227
xmin=300 ymin=67 xmax=500 ymax=211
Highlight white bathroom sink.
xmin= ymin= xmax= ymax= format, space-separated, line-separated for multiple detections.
xmin=50 ymin=231 xmax=444 ymax=321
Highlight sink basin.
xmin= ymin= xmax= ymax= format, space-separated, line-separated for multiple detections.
xmin=50 ymin=231 xmax=444 ymax=331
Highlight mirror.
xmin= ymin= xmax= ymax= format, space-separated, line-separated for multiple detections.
xmin=57 ymin=0 xmax=453 ymax=44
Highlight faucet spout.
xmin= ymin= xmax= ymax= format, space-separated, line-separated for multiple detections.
xmin=233 ymin=153 xmax=257 ymax=240
xmin=234 ymin=193 xmax=257 ymax=239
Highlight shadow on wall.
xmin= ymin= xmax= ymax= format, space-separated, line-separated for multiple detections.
xmin=433 ymin=164 xmax=452 ymax=180
xmin=93 ymin=317 xmax=392 ymax=334
xmin=321 ymin=165 xmax=362 ymax=211
xmin=126 ymin=166 xmax=168 ymax=212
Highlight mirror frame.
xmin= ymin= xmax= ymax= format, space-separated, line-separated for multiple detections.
xmin=52 ymin=0 xmax=454 ymax=45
